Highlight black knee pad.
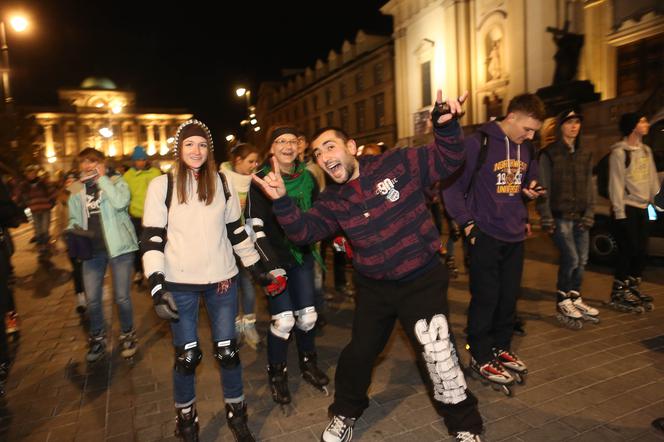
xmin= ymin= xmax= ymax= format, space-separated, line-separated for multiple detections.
xmin=174 ymin=341 xmax=202 ymax=375
xmin=214 ymin=339 xmax=240 ymax=369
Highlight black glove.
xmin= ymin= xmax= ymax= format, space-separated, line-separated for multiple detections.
xmin=148 ymin=272 xmax=179 ymax=321
xmin=247 ymin=263 xmax=288 ymax=296
xmin=463 ymin=221 xmax=480 ymax=244
xmin=431 ymin=101 xmax=465 ymax=128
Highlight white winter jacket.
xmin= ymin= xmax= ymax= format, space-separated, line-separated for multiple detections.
xmin=142 ymin=172 xmax=259 ymax=285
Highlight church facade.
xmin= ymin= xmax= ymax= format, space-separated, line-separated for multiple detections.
xmin=380 ymin=0 xmax=663 ymax=145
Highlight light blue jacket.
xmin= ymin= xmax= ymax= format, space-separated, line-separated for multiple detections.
xmin=67 ymin=175 xmax=138 ymax=258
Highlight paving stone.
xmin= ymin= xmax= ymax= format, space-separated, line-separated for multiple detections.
xmin=517 ymin=420 xmax=579 ymax=441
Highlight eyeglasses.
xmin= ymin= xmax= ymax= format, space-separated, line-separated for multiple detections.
xmin=273 ymin=139 xmax=299 ymax=147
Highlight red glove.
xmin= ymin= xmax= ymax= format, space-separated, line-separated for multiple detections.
xmin=265 ymin=268 xmax=287 ymax=296
xmin=332 ymin=236 xmax=353 ymax=259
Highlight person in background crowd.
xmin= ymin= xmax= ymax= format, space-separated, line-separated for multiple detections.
xmin=123 ymin=145 xmax=161 ymax=285
xmin=220 ymin=142 xmax=264 ymax=350
xmin=22 ymin=165 xmax=56 ymax=265
xmin=608 ymin=113 xmax=659 ymax=312
xmin=67 ymin=148 xmax=139 ymax=363
xmin=536 ymin=110 xmax=599 ymax=329
xmin=58 ymin=170 xmax=88 ymax=314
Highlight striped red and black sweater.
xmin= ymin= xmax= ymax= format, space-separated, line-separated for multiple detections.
xmin=272 ymin=121 xmax=464 ymax=281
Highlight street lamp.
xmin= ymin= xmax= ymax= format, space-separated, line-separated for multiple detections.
xmin=236 ymin=86 xmax=259 ymax=141
xmin=0 ymin=13 xmax=30 ymax=114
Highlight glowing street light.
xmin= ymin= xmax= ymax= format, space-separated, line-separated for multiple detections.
xmin=253 ymin=126 xmax=260 ymax=132
xmin=235 ymin=87 xmax=247 ymax=97
xmin=226 ymin=134 xmax=235 ymax=142
xmin=9 ymin=15 xmax=29 ymax=32
xmin=250 ymin=118 xmax=257 ymax=125
xmin=99 ymin=127 xmax=113 ymax=138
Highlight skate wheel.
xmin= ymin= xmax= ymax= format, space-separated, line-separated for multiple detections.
xmin=501 ymin=385 xmax=512 ymax=396
xmin=513 ymin=373 xmax=524 ymax=384
xmin=645 ymin=303 xmax=654 ymax=312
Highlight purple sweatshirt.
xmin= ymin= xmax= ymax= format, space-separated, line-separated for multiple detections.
xmin=443 ymin=121 xmax=538 ymax=242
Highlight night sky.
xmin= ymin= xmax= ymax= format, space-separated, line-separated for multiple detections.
xmin=6 ymin=0 xmax=392 ymax=143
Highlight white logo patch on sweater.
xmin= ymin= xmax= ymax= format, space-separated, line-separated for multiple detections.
xmin=375 ymin=177 xmax=399 ymax=202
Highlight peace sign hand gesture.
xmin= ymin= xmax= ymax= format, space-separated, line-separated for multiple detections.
xmin=252 ymin=156 xmax=286 ymax=200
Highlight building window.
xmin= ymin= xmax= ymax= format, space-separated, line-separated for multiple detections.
xmin=374 ymin=93 xmax=385 ymax=128
xmin=339 ymin=81 xmax=347 ymax=99
xmin=421 ymin=61 xmax=432 ymax=107
xmin=326 ymin=111 xmax=334 ymax=126
xmin=294 ymin=105 xmax=299 ymax=120
xmin=355 ymin=71 xmax=364 ymax=92
xmin=374 ymin=62 xmax=384 ymax=84
xmin=303 ymin=99 xmax=309 ymax=115
xmin=326 ymin=88 xmax=333 ymax=106
xmin=339 ymin=107 xmax=349 ymax=132
xmin=355 ymin=101 xmax=366 ymax=132
xmin=314 ymin=116 xmax=321 ymax=130
xmin=313 ymin=95 xmax=319 ymax=111
xmin=617 ymin=34 xmax=664 ymax=96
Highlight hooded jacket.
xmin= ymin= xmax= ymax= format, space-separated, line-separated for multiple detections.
xmin=536 ymin=137 xmax=594 ymax=227
xmin=123 ymin=166 xmax=162 ymax=218
xmin=443 ymin=120 xmax=538 ymax=243
xmin=608 ymin=140 xmax=659 ymax=219
xmin=67 ymin=175 xmax=138 ymax=258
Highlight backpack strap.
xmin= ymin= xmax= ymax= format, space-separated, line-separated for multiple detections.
xmin=464 ymin=132 xmax=489 ymax=198
xmin=218 ymin=171 xmax=231 ymax=202
xmin=165 ymin=171 xmax=231 ymax=210
xmin=165 ymin=172 xmax=173 ymax=212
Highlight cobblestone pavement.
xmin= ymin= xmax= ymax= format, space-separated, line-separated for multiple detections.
xmin=1 ymin=226 xmax=663 ymax=442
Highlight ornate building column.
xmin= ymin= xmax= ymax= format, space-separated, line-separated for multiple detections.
xmin=147 ymin=124 xmax=156 ymax=155
xmin=159 ymin=124 xmax=168 ymax=155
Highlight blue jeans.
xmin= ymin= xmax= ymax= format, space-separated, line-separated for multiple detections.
xmin=170 ymin=282 xmax=242 ymax=406
xmin=267 ymin=253 xmax=316 ymax=364
xmin=551 ymin=219 xmax=589 ymax=292
xmin=237 ymin=267 xmax=256 ymax=316
xmin=83 ymin=251 xmax=135 ymax=335
xmin=32 ymin=210 xmax=51 ymax=246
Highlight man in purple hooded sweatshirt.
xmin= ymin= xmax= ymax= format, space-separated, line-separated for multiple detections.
xmin=443 ymin=94 xmax=547 ymax=389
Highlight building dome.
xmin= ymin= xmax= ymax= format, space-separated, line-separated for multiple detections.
xmin=80 ymin=77 xmax=117 ymax=90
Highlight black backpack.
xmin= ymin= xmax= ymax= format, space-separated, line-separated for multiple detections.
xmin=594 ymin=150 xmax=631 ymax=199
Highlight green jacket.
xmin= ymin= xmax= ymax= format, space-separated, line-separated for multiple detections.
xmin=67 ymin=175 xmax=138 ymax=258
xmin=123 ymin=166 xmax=161 ymax=218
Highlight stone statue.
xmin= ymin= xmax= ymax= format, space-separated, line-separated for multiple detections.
xmin=487 ymin=40 xmax=502 ymax=81
xmin=547 ymin=20 xmax=584 ymax=85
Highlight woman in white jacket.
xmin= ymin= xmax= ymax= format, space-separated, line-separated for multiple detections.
xmin=141 ymin=120 xmax=285 ymax=442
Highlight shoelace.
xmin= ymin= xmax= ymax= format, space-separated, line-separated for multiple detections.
xmin=456 ymin=431 xmax=478 ymax=442
xmin=328 ymin=416 xmax=350 ymax=437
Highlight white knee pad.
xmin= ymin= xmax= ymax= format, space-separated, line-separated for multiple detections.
xmin=294 ymin=306 xmax=317 ymax=332
xmin=270 ymin=311 xmax=295 ymax=340
xmin=414 ymin=314 xmax=467 ymax=405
